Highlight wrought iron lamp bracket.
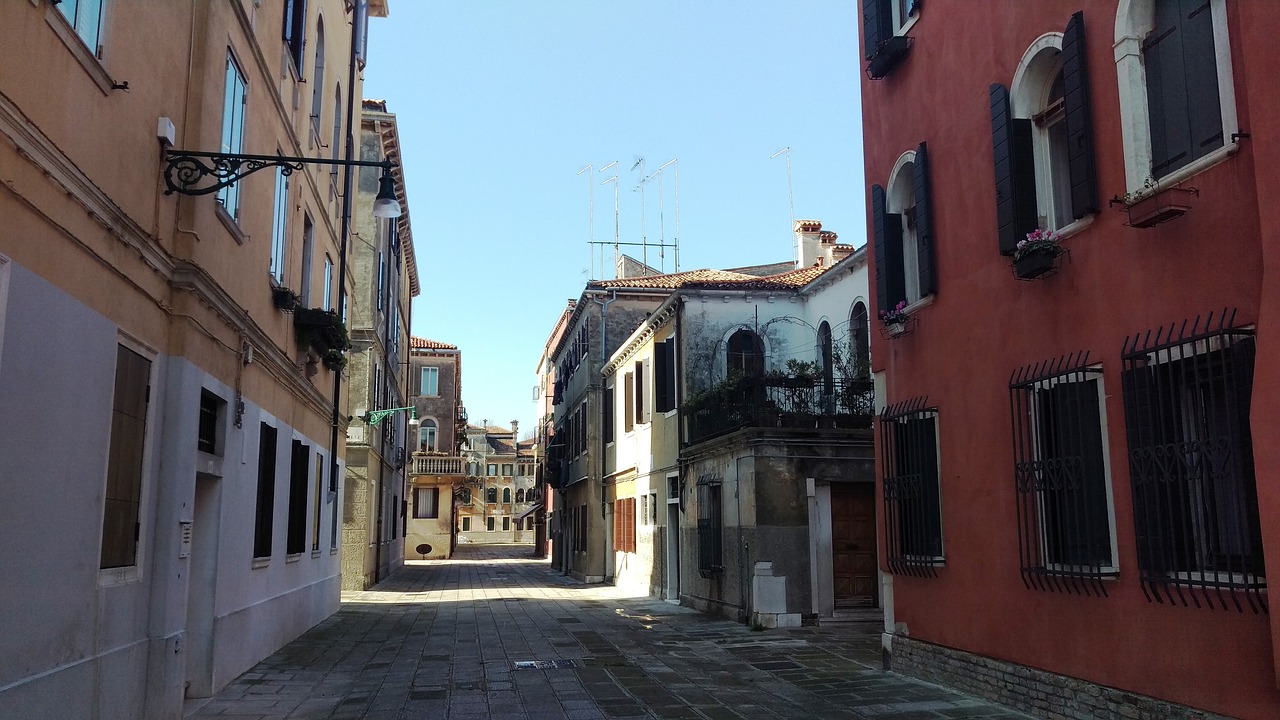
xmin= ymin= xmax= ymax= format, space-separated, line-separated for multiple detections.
xmin=364 ymin=405 xmax=417 ymax=426
xmin=163 ymin=150 xmax=393 ymax=197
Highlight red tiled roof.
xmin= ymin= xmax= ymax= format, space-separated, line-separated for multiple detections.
xmin=588 ymin=269 xmax=757 ymax=289
xmin=411 ymin=337 xmax=457 ymax=350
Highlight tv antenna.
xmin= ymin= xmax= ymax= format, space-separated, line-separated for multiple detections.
xmin=770 ymin=147 xmax=795 ymax=263
xmin=644 ymin=159 xmax=680 ymax=273
xmin=577 ymin=163 xmax=595 ymax=279
xmin=600 ymin=161 xmax=619 ymax=276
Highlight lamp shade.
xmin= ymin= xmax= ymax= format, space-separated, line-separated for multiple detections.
xmin=372 ymin=169 xmax=402 ymax=218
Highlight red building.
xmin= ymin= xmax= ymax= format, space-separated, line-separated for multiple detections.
xmin=862 ymin=1 xmax=1280 ymax=718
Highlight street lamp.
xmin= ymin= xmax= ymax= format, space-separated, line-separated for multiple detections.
xmin=161 ymin=149 xmax=403 ymax=219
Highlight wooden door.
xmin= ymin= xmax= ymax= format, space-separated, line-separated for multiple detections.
xmin=831 ymin=483 xmax=877 ymax=607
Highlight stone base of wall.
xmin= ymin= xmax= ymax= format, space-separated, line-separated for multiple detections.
xmin=889 ymin=635 xmax=1228 ymax=720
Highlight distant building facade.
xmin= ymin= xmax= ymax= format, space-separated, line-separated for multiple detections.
xmin=405 ymin=337 xmax=464 ymax=560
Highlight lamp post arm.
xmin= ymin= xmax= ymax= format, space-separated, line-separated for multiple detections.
xmin=162 ymin=150 xmax=394 ymax=196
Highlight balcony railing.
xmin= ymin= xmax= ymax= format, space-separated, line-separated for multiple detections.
xmin=410 ymin=453 xmax=465 ymax=476
xmin=683 ymin=376 xmax=874 ymax=446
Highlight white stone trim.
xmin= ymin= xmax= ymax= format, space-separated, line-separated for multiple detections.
xmin=1113 ymin=0 xmax=1237 ymax=192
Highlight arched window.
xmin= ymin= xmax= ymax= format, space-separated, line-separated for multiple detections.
xmin=726 ymin=329 xmax=764 ymax=378
xmin=418 ymin=419 xmax=437 ymax=452
xmin=850 ymin=303 xmax=870 ymax=379
xmin=486 ymin=487 xmax=497 ymax=503
xmin=872 ymin=144 xmax=935 ymax=314
xmin=818 ymin=321 xmax=834 ymax=393
xmin=516 ymin=488 xmax=525 ymax=503
xmin=1008 ymin=33 xmax=1079 ymax=233
xmin=886 ymin=155 xmax=921 ymax=303
xmin=502 ymin=487 xmax=512 ymax=503
xmin=309 ymin=18 xmax=326 ymax=135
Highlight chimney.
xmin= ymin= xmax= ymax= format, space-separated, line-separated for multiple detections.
xmin=511 ymin=419 xmax=519 ymax=439
xmin=819 ymin=230 xmax=840 ymax=265
xmin=795 ymin=219 xmax=822 ymax=268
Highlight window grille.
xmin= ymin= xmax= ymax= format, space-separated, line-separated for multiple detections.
xmin=1009 ymin=352 xmax=1114 ymax=596
xmin=198 ymin=390 xmax=220 ymax=454
xmin=696 ymin=474 xmax=723 ymax=577
xmin=1122 ymin=309 xmax=1265 ymax=613
xmin=879 ymin=397 xmax=942 ymax=577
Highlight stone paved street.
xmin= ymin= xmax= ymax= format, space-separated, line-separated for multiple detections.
xmin=185 ymin=545 xmax=1032 ymax=720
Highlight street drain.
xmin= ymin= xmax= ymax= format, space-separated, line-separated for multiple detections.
xmin=513 ymin=659 xmax=580 ymax=670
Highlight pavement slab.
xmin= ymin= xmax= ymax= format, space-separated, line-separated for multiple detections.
xmin=185 ymin=544 xmax=1032 ymax=720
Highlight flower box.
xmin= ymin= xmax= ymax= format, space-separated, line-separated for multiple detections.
xmin=293 ymin=308 xmax=351 ymax=355
xmin=1014 ymin=250 xmax=1058 ymax=280
xmin=866 ymin=35 xmax=912 ymax=80
xmin=1125 ymin=187 xmax=1195 ymax=228
xmin=272 ymin=286 xmax=300 ymax=312
xmin=879 ymin=316 xmax=917 ymax=340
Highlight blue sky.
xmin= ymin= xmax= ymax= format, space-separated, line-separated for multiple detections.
xmin=363 ymin=1 xmax=865 ymax=434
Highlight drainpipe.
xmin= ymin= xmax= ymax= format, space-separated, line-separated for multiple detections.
xmin=329 ymin=0 xmax=361 ymax=514
xmin=592 ymin=289 xmax=618 ymax=578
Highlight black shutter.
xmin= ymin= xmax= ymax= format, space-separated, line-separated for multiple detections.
xmin=287 ymin=440 xmax=309 ymax=554
xmin=990 ymin=84 xmax=1038 ymax=255
xmin=913 ymin=142 xmax=937 ymax=297
xmin=872 ymin=184 xmax=906 ymax=314
xmin=1180 ymin=0 xmax=1224 ymax=162
xmin=1144 ymin=1 xmax=1191 ymax=176
xmin=655 ymin=341 xmax=673 ymax=413
xmin=1062 ymin=11 xmax=1099 ymax=219
xmin=863 ymin=0 xmax=891 ymax=60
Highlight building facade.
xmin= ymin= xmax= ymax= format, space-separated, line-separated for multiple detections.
xmin=456 ymin=424 xmax=537 ymax=544
xmin=340 ymin=101 xmax=419 ymax=590
xmin=532 ymin=300 xmax=576 ymax=559
xmin=860 ymin=1 xmax=1280 ymax=717
xmin=405 ymin=337 xmax=465 ymax=561
xmin=0 ymin=0 xmax=389 ymax=715
xmin=602 ymin=225 xmax=877 ymax=624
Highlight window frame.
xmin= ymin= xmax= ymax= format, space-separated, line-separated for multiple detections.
xmin=1010 ymin=357 xmax=1119 ymax=594
xmin=218 ymin=51 xmax=248 ymax=223
xmin=1114 ymin=0 xmax=1238 ymax=193
xmin=696 ymin=476 xmax=723 ymax=577
xmin=99 ymin=340 xmax=155 ymax=576
xmin=413 ymin=487 xmax=439 ymax=519
xmin=879 ymin=399 xmax=944 ymax=576
xmin=420 ymin=366 xmax=439 ymax=397
xmin=1121 ymin=314 xmax=1264 ymax=612
xmin=54 ymin=0 xmax=105 ymax=58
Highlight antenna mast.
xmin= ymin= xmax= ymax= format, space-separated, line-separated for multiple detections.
xmin=770 ymin=147 xmax=795 ymax=264
xmin=577 ymin=163 xmax=594 ymax=278
xmin=600 ymin=161 xmax=619 ymax=277
xmin=631 ymin=157 xmax=646 ymax=270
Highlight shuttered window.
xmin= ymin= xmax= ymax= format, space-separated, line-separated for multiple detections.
xmin=283 ymin=0 xmax=308 ymax=71
xmin=253 ymin=423 xmax=278 ymax=559
xmin=286 ymin=440 xmax=310 ymax=555
xmin=604 ymin=382 xmax=615 ymax=443
xmin=624 ymin=371 xmax=635 ymax=433
xmin=1143 ymin=0 xmax=1223 ymax=178
xmin=654 ymin=340 xmax=675 ymax=413
xmin=872 ymin=184 xmax=905 ymax=313
xmin=990 ymin=85 xmax=1038 ymax=255
xmin=100 ymin=345 xmax=151 ymax=569
xmin=1061 ymin=11 xmax=1099 ymax=219
xmin=912 ymin=143 xmax=937 ymax=297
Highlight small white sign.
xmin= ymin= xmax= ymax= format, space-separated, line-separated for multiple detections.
xmin=179 ymin=521 xmax=192 ymax=559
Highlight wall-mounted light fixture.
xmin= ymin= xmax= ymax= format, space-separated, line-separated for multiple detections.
xmin=161 ymin=150 xmax=402 ymax=218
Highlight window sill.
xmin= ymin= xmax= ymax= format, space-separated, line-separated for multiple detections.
xmin=902 ymin=294 xmax=934 ymax=316
xmin=98 ymin=566 xmax=141 ymax=587
xmin=45 ymin=6 xmax=113 ymax=95
xmin=216 ymin=204 xmax=248 ymax=245
xmin=285 ymin=553 xmax=302 ymax=564
xmin=330 ymin=547 xmax=339 ymax=555
xmin=1127 ymin=142 xmax=1240 ymax=199
xmin=1054 ymin=214 xmax=1094 ymax=242
xmin=251 ymin=556 xmax=270 ymax=569
xmin=311 ymin=549 xmax=322 ymax=559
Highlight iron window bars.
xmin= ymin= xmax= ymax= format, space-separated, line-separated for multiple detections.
xmin=880 ymin=397 xmax=943 ymax=577
xmin=696 ymin=473 xmax=724 ymax=577
xmin=1010 ymin=352 xmax=1115 ymax=597
xmin=1121 ymin=309 xmax=1265 ymax=613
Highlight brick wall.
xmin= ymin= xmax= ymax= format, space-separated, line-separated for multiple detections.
xmin=890 ymin=636 xmax=1229 ymax=720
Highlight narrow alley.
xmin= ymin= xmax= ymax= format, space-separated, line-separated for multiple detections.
xmin=185 ymin=545 xmax=1029 ymax=720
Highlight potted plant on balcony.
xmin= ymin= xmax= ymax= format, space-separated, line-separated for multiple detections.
xmin=1012 ymin=228 xmax=1063 ymax=280
xmin=321 ymin=349 xmax=347 ymax=372
xmin=272 ymin=285 xmax=300 ymax=312
xmin=293 ymin=307 xmax=352 ymax=356
xmin=879 ymin=300 xmax=913 ymax=338
xmin=1113 ymin=176 xmax=1196 ymax=229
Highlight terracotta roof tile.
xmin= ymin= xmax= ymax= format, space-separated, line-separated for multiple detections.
xmin=411 ymin=337 xmax=458 ymax=350
xmin=588 ymin=269 xmax=757 ymax=289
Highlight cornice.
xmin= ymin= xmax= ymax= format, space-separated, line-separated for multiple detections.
xmin=603 ymin=300 xmax=679 ymax=376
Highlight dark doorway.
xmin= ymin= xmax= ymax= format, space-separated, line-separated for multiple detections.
xmin=831 ymin=483 xmax=877 ymax=607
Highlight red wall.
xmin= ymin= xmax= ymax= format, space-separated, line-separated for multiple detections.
xmin=863 ymin=2 xmax=1279 ymax=717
